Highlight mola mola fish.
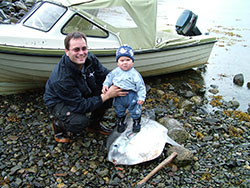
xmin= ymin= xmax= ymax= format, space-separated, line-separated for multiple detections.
xmin=106 ymin=116 xmax=182 ymax=165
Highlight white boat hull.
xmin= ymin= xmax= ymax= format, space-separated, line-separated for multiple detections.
xmin=0 ymin=42 xmax=215 ymax=94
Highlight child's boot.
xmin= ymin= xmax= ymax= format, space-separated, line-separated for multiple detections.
xmin=133 ymin=117 xmax=141 ymax=133
xmin=116 ymin=116 xmax=127 ymax=133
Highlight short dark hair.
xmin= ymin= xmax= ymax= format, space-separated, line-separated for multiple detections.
xmin=64 ymin=32 xmax=87 ymax=50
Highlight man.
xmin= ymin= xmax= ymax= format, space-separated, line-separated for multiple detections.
xmin=44 ymin=32 xmax=127 ymax=143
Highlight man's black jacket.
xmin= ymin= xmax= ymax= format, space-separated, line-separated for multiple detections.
xmin=43 ymin=52 xmax=109 ymax=113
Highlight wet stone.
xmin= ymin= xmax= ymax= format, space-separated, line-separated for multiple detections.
xmin=208 ymin=88 xmax=219 ymax=94
xmin=184 ymin=90 xmax=194 ymax=98
xmin=9 ymin=165 xmax=21 ymax=175
xmin=109 ymin=177 xmax=121 ymax=186
xmin=247 ymin=82 xmax=250 ymax=89
xmin=203 ymin=136 xmax=213 ymax=141
xmin=233 ymin=73 xmax=244 ymax=86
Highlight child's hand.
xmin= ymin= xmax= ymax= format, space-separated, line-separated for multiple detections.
xmin=102 ymin=86 xmax=109 ymax=94
xmin=137 ymin=100 xmax=144 ymax=105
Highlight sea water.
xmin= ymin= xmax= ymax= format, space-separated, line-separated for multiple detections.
xmin=158 ymin=0 xmax=250 ymax=112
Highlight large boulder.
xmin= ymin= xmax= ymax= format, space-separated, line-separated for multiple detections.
xmin=167 ymin=146 xmax=194 ymax=166
xmin=159 ymin=117 xmax=190 ymax=144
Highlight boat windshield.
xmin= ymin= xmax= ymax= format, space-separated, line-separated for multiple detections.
xmin=62 ymin=13 xmax=108 ymax=38
xmin=23 ymin=2 xmax=66 ymax=32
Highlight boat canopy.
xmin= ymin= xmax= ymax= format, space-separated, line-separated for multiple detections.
xmin=48 ymin=0 xmax=157 ymax=50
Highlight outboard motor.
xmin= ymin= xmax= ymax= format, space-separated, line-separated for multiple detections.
xmin=176 ymin=9 xmax=202 ymax=36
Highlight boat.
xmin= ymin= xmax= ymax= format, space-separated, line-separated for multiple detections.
xmin=0 ymin=0 xmax=216 ymax=95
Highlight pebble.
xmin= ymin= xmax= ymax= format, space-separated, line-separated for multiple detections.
xmin=233 ymin=73 xmax=244 ymax=86
xmin=247 ymin=82 xmax=250 ymax=89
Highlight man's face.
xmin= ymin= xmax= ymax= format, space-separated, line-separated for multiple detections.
xmin=65 ymin=38 xmax=88 ymax=68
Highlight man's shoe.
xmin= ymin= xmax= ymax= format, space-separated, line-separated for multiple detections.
xmin=87 ymin=122 xmax=112 ymax=135
xmin=53 ymin=132 xmax=70 ymax=143
xmin=52 ymin=120 xmax=70 ymax=143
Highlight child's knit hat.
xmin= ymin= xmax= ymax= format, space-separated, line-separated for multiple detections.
xmin=116 ymin=44 xmax=134 ymax=62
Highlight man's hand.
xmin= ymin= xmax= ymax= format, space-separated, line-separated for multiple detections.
xmin=102 ymin=85 xmax=109 ymax=94
xmin=101 ymin=85 xmax=127 ymax=102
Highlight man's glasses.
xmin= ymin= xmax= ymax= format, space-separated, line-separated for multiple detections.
xmin=70 ymin=46 xmax=88 ymax=52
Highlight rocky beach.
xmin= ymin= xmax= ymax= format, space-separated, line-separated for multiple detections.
xmin=1 ymin=0 xmax=250 ymax=187
xmin=1 ymin=70 xmax=250 ymax=187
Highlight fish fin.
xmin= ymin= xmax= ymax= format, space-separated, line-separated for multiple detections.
xmin=106 ymin=127 xmax=122 ymax=151
xmin=165 ymin=135 xmax=182 ymax=147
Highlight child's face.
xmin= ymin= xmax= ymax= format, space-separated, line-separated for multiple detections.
xmin=117 ymin=56 xmax=134 ymax=71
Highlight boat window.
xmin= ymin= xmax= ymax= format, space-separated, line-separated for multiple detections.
xmin=62 ymin=14 xmax=108 ymax=38
xmin=23 ymin=2 xmax=66 ymax=31
xmin=86 ymin=7 xmax=137 ymax=28
xmin=18 ymin=2 xmax=42 ymax=24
